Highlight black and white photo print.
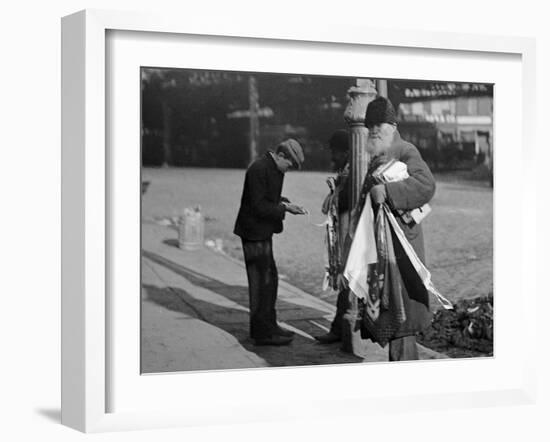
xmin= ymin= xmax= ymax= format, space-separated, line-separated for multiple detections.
xmin=140 ymin=68 xmax=493 ymax=373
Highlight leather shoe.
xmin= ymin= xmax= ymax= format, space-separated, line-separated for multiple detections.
xmin=254 ymin=335 xmax=293 ymax=346
xmin=273 ymin=325 xmax=295 ymax=338
xmin=315 ymin=331 xmax=341 ymax=344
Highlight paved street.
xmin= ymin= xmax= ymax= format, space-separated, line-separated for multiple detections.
xmin=141 ymin=220 xmax=446 ymax=373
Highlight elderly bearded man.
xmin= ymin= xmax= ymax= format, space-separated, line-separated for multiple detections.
xmin=363 ymin=96 xmax=436 ymax=361
xmin=234 ymin=139 xmax=307 ymax=346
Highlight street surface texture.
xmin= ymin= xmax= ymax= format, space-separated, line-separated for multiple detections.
xmin=141 ymin=167 xmax=492 ymax=372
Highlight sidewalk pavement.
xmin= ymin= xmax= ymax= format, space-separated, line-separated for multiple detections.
xmin=141 ymin=221 xmax=446 ymax=374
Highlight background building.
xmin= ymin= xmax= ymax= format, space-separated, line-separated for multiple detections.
xmin=398 ymin=96 xmax=493 ymax=174
xmin=141 ymin=68 xmax=493 ymax=180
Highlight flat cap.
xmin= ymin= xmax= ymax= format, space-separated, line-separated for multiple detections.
xmin=278 ymin=138 xmax=305 ymax=169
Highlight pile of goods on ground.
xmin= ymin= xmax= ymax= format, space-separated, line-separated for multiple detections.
xmin=418 ymin=294 xmax=493 ymax=358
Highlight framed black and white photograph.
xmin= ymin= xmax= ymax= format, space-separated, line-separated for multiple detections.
xmin=139 ymin=67 xmax=494 ymax=374
xmin=61 ymin=9 xmax=537 ymax=433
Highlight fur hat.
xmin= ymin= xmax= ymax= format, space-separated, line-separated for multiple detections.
xmin=364 ymin=96 xmax=397 ymax=128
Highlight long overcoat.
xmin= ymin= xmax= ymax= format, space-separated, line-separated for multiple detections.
xmin=368 ymin=131 xmax=436 ymax=339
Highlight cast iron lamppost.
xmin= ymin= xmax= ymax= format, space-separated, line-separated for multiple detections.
xmin=341 ymin=78 xmax=377 ymax=356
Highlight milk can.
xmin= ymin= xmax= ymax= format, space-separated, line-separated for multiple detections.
xmin=178 ymin=206 xmax=204 ymax=251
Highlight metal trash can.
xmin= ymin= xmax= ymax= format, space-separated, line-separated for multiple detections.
xmin=178 ymin=207 xmax=204 ymax=251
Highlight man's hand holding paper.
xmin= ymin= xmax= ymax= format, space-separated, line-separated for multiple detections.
xmin=370 ymin=184 xmax=387 ymax=205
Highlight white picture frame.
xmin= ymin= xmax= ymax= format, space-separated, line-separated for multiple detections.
xmin=61 ymin=9 xmax=537 ymax=433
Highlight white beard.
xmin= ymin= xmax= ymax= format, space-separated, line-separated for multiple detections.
xmin=366 ymin=131 xmax=393 ymax=155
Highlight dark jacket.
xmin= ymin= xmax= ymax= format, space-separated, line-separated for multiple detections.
xmin=336 ymin=168 xmax=351 ymax=215
xmin=234 ymin=153 xmax=287 ymax=241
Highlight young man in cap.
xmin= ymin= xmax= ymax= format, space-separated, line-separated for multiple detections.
xmin=234 ymin=139 xmax=307 ymax=346
xmin=316 ymin=130 xmax=352 ymax=344
xmin=363 ymin=96 xmax=436 ymax=361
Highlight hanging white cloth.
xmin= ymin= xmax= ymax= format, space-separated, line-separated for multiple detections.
xmin=343 ymin=159 xmax=453 ymax=310
xmin=343 ymin=194 xmax=377 ymax=300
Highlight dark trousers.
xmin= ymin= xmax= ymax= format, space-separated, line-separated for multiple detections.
xmin=330 ymin=288 xmax=350 ymax=337
xmin=242 ymin=238 xmax=279 ymax=339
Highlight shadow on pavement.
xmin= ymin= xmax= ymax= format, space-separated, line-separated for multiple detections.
xmin=143 ymin=250 xmax=336 ymax=323
xmin=142 ymin=250 xmax=364 ymax=370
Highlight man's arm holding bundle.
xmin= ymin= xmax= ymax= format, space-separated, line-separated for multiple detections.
xmin=385 ymin=144 xmax=436 ymax=210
